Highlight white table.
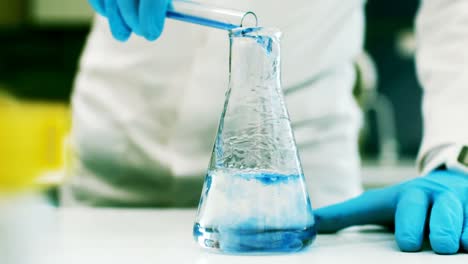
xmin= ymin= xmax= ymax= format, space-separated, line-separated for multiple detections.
xmin=59 ymin=208 xmax=467 ymax=263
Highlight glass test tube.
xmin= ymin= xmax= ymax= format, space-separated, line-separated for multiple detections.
xmin=167 ymin=0 xmax=258 ymax=30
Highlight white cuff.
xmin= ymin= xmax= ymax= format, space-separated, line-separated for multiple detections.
xmin=419 ymin=145 xmax=451 ymax=175
xmin=419 ymin=144 xmax=468 ymax=175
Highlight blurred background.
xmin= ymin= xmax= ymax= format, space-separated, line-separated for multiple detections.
xmin=0 ymin=0 xmax=422 ymax=199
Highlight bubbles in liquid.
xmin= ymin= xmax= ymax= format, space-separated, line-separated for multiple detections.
xmin=194 ymin=169 xmax=316 ymax=253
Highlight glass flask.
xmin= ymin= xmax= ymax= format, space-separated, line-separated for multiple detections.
xmin=193 ymin=27 xmax=316 ymax=254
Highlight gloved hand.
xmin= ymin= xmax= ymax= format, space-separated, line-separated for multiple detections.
xmin=88 ymin=0 xmax=171 ymax=41
xmin=314 ymin=169 xmax=468 ymax=254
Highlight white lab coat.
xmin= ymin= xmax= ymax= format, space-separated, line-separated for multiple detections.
xmin=65 ymin=0 xmax=366 ymax=207
xmin=416 ymin=0 xmax=468 ymax=173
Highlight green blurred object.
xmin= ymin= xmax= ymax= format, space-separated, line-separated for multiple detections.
xmin=0 ymin=26 xmax=89 ymax=102
xmin=30 ymin=0 xmax=93 ymax=26
xmin=0 ymin=0 xmax=26 ymax=27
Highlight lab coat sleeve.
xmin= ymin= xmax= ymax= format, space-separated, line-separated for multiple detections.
xmin=415 ymin=0 xmax=468 ymax=173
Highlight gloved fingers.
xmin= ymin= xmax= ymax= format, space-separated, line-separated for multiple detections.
xmin=139 ymin=0 xmax=170 ymax=41
xmin=394 ymin=188 xmax=430 ymax=252
xmin=461 ymin=203 xmax=468 ymax=252
xmin=116 ymin=0 xmax=143 ymax=35
xmin=429 ymin=192 xmax=463 ymax=254
xmin=314 ymin=187 xmax=397 ymax=233
xmin=105 ymin=0 xmax=132 ymax=41
xmin=88 ymin=0 xmax=107 ymax=16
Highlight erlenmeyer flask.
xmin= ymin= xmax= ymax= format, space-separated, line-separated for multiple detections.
xmin=193 ymin=27 xmax=316 ymax=254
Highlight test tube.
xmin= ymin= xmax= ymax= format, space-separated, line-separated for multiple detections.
xmin=167 ymin=0 xmax=258 ymax=30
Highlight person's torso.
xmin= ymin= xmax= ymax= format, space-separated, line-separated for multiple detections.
xmin=73 ymin=0 xmax=365 ymax=178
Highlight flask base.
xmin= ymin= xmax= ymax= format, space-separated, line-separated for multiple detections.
xmin=193 ymin=223 xmax=316 ymax=254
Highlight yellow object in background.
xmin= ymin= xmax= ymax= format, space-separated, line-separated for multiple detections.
xmin=0 ymin=95 xmax=70 ymax=194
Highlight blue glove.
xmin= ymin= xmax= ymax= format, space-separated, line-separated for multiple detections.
xmin=314 ymin=169 xmax=468 ymax=254
xmin=88 ymin=0 xmax=171 ymax=41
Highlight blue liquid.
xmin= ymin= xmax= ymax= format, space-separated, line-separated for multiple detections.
xmin=167 ymin=11 xmax=238 ymax=30
xmin=194 ymin=170 xmax=316 ymax=254
xmin=193 ymin=223 xmax=316 ymax=253
xmin=230 ymin=27 xmax=275 ymax=54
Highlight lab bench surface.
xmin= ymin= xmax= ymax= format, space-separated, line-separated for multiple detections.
xmin=59 ymin=208 xmax=467 ymax=263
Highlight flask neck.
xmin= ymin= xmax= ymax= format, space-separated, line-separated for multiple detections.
xmin=210 ymin=27 xmax=303 ymax=175
xmin=228 ymin=27 xmax=282 ymax=95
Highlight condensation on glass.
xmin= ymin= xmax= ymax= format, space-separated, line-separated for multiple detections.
xmin=193 ymin=27 xmax=316 ymax=254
